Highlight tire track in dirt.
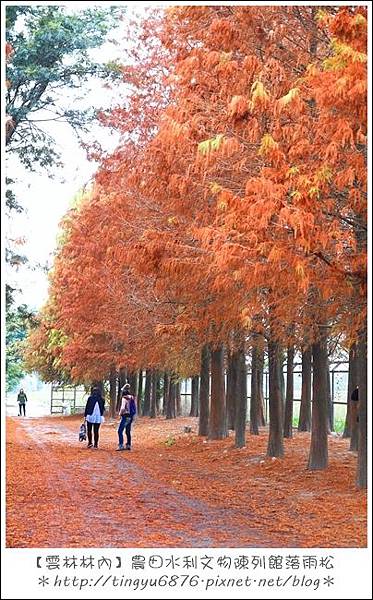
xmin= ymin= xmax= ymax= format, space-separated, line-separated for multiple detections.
xmin=15 ymin=418 xmax=275 ymax=547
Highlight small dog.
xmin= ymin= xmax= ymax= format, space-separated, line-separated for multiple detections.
xmin=79 ymin=422 xmax=87 ymax=442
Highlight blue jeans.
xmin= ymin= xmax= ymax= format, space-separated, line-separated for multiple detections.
xmin=118 ymin=415 xmax=133 ymax=447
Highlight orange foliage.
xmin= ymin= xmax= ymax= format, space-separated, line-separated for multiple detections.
xmin=26 ymin=6 xmax=366 ymax=380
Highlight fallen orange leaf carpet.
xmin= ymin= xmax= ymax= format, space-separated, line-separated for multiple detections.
xmin=6 ymin=415 xmax=366 ymax=548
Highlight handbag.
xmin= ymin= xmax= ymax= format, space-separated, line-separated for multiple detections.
xmin=79 ymin=421 xmax=87 ymax=442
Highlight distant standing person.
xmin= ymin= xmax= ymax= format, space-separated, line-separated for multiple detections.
xmin=17 ymin=388 xmax=27 ymax=416
xmin=351 ymin=385 xmax=359 ymax=423
xmin=117 ymin=383 xmax=137 ymax=451
xmin=84 ymin=387 xmax=105 ymax=449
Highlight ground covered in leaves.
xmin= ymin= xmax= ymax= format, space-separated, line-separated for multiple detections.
xmin=6 ymin=415 xmax=366 ymax=548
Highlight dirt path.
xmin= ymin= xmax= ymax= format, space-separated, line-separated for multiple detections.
xmin=6 ymin=417 xmax=275 ymax=547
xmin=6 ymin=415 xmax=367 ymax=548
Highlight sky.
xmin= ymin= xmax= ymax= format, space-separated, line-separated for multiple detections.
xmin=6 ymin=125 xmax=103 ymax=309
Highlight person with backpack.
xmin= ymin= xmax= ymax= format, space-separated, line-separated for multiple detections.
xmin=84 ymin=387 xmax=105 ymax=449
xmin=117 ymin=383 xmax=137 ymax=451
xmin=17 ymin=388 xmax=27 ymax=416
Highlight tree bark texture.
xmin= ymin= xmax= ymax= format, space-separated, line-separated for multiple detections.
xmin=190 ymin=376 xmax=199 ymax=417
xmin=283 ymin=346 xmax=294 ymax=438
xmin=143 ymin=369 xmax=152 ymax=416
xmin=267 ymin=339 xmax=284 ymax=458
xmin=109 ymin=369 xmax=117 ymax=418
xmin=308 ymin=335 xmax=329 ymax=470
xmin=250 ymin=345 xmax=260 ymax=435
xmin=226 ymin=351 xmax=237 ymax=430
xmin=198 ymin=344 xmax=210 ymax=436
xmin=356 ymin=329 xmax=367 ymax=489
xmin=298 ymin=348 xmax=312 ymax=432
xmin=208 ymin=346 xmax=227 ymax=440
xmin=234 ymin=346 xmax=247 ymax=448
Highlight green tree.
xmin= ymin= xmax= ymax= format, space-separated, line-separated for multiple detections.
xmin=6 ymin=293 xmax=37 ymax=392
xmin=6 ymin=5 xmax=124 ymax=170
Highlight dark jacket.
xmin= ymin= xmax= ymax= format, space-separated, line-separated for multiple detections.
xmin=17 ymin=391 xmax=27 ymax=404
xmin=351 ymin=388 xmax=359 ymax=403
xmin=84 ymin=391 xmax=105 ymax=417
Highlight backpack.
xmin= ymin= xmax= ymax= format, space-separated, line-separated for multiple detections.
xmin=79 ymin=422 xmax=87 ymax=442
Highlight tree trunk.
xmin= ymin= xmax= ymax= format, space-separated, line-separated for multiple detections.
xmin=156 ymin=374 xmax=162 ymax=414
xmin=116 ymin=367 xmax=127 ymax=412
xmin=208 ymin=345 xmax=227 ymax=440
xmin=109 ymin=369 xmax=117 ymax=418
xmin=298 ymin=348 xmax=312 ymax=431
xmin=128 ymin=371 xmax=138 ymax=396
xmin=280 ymin=349 xmax=286 ymax=409
xmin=356 ymin=328 xmax=367 ymax=489
xmin=198 ymin=344 xmax=210 ymax=436
xmin=234 ymin=345 xmax=247 ymax=448
xmin=308 ymin=334 xmax=329 ymax=470
xmin=166 ymin=379 xmax=176 ymax=419
xmin=143 ymin=369 xmax=152 ymax=416
xmin=150 ymin=371 xmax=157 ymax=418
xmin=283 ymin=346 xmax=294 ymax=438
xmin=326 ymin=357 xmax=334 ymax=432
xmin=267 ymin=339 xmax=284 ymax=457
xmin=353 ymin=216 xmax=366 ymax=485
xmin=343 ymin=346 xmax=357 ymax=438
xmin=163 ymin=372 xmax=170 ymax=416
xmin=250 ymin=344 xmax=260 ymax=434
xmin=175 ymin=382 xmax=182 ymax=416
xmin=166 ymin=382 xmax=173 ymax=419
xmin=350 ymin=402 xmax=359 ymax=450
xmin=343 ymin=389 xmax=352 ymax=438
xmin=257 ymin=345 xmax=266 ymax=425
xmin=349 ymin=344 xmax=359 ymax=450
xmin=116 ymin=383 xmax=121 ymax=413
xmin=137 ymin=370 xmax=143 ymax=416
xmin=190 ymin=376 xmax=199 ymax=417
xmin=226 ymin=351 xmax=237 ymax=430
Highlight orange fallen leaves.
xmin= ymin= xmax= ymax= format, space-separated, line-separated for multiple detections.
xmin=6 ymin=415 xmax=366 ymax=548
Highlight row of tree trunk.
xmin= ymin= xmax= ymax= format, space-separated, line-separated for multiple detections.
xmin=107 ymin=368 xmax=196 ymax=418
xmin=195 ymin=329 xmax=366 ymax=489
xmin=104 ymin=328 xmax=366 ymax=489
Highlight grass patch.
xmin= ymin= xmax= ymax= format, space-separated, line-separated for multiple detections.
xmin=164 ymin=436 xmax=176 ymax=447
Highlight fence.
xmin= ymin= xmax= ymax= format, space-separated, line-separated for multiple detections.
xmin=180 ymin=360 xmax=349 ymax=427
xmin=50 ymin=385 xmax=87 ymax=414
